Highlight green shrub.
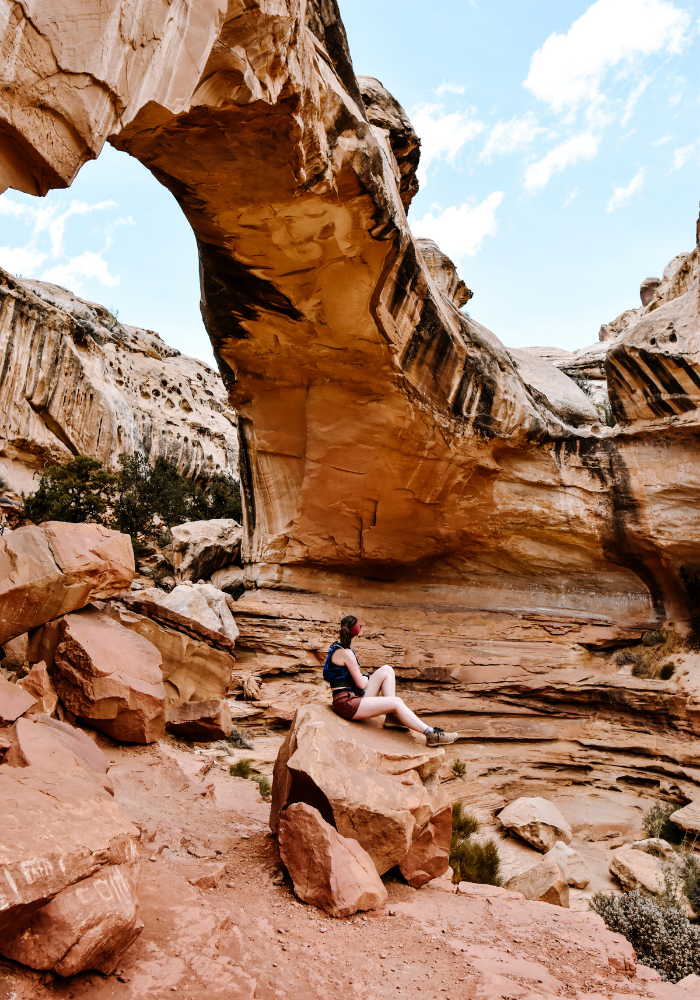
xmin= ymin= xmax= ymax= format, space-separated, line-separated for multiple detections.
xmin=253 ymin=775 xmax=272 ymax=801
xmin=680 ymin=854 xmax=700 ymax=914
xmin=449 ymin=801 xmax=502 ymax=886
xmin=24 ymin=457 xmax=116 ymax=524
xmin=24 ymin=452 xmax=241 ymax=545
xmin=643 ymin=801 xmax=684 ymax=844
xmin=591 ymin=889 xmax=700 ymax=982
xmin=452 ymin=758 xmax=466 ymax=778
xmin=229 ymin=759 xmax=252 ymax=778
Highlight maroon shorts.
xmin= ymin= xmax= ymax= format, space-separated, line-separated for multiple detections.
xmin=331 ymin=689 xmax=363 ymax=720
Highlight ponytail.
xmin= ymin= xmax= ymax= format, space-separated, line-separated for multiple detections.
xmin=339 ymin=614 xmax=357 ymax=648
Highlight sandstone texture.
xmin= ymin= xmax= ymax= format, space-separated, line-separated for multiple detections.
xmin=0 ymin=673 xmax=36 ymax=722
xmin=271 ymin=704 xmax=450 ymax=885
xmin=17 ymin=661 xmax=59 ymax=717
xmin=138 ymin=584 xmax=239 ymax=643
xmin=497 ymin=797 xmax=573 ymax=852
xmin=610 ymin=844 xmax=667 ymax=894
xmin=5 ymin=714 xmax=114 ymax=794
xmin=52 ymin=607 xmax=165 ymax=743
xmin=167 ymin=519 xmax=243 ymax=583
xmin=0 ymin=764 xmax=140 ymax=958
xmin=278 ymin=802 xmax=388 ymax=917
xmin=0 ymin=522 xmax=134 ymax=645
xmin=544 ymin=840 xmax=590 ymax=888
xmin=0 ymin=271 xmax=238 ymax=494
xmin=504 ymin=855 xmax=570 ymax=907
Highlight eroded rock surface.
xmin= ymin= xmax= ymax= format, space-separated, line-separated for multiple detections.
xmin=497 ymin=797 xmax=573 ymax=852
xmin=271 ymin=704 xmax=450 ymax=884
xmin=0 ymin=522 xmax=134 ymax=646
xmin=278 ymin=802 xmax=388 ymax=917
xmin=52 ymin=607 xmax=165 ymax=744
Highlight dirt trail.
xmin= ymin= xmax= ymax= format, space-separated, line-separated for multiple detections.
xmin=0 ymin=737 xmax=691 ymax=1000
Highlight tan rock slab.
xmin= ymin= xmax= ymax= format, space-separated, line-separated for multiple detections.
xmin=677 ymin=974 xmax=700 ymax=991
xmin=271 ymin=704 xmax=448 ymax=877
xmin=1 ymin=862 xmax=142 ymax=976
xmin=52 ymin=606 xmax=165 ymax=744
xmin=166 ymin=699 xmax=232 ymax=741
xmin=0 ymin=764 xmax=139 ymax=940
xmin=0 ymin=673 xmax=36 ymax=723
xmin=0 ymin=522 xmax=134 ymax=646
xmin=504 ymin=856 xmax=570 ymax=907
xmin=670 ymin=800 xmax=700 ymax=835
xmin=498 ymin=797 xmax=573 ymax=852
xmin=18 ymin=661 xmax=58 ymax=716
xmin=278 ymin=802 xmax=388 ymax=917
xmin=544 ymin=840 xmax=590 ymax=888
xmin=167 ymin=519 xmax=242 ymax=583
xmin=5 ymin=714 xmax=113 ymax=794
xmin=104 ymin=603 xmax=234 ymax=710
xmin=183 ymin=862 xmax=227 ymax=890
xmin=610 ymin=845 xmax=665 ymax=893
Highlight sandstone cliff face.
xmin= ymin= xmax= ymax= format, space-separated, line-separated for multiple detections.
xmin=0 ymin=269 xmax=238 ymax=493
xmin=1 ymin=0 xmax=700 ymax=635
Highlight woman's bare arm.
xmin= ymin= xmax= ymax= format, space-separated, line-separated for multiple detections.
xmin=342 ymin=649 xmax=367 ymax=689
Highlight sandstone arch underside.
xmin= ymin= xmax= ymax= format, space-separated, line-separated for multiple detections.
xmin=2 ymin=0 xmax=700 ymax=635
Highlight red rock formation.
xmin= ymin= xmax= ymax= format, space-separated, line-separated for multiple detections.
xmin=52 ymin=607 xmax=165 ymax=744
xmin=0 ymin=522 xmax=134 ymax=646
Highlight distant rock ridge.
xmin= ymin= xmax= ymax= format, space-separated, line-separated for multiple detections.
xmin=0 ymin=269 xmax=238 ymax=494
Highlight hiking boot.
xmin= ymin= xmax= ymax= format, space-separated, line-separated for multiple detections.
xmin=425 ymin=727 xmax=458 ymax=746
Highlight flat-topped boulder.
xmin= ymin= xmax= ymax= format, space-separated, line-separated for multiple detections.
xmin=271 ymin=704 xmax=451 ymax=886
xmin=0 ymin=522 xmax=134 ymax=646
xmin=5 ymin=714 xmax=114 ymax=794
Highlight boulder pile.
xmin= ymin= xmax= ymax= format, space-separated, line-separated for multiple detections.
xmin=271 ymin=704 xmax=451 ymax=916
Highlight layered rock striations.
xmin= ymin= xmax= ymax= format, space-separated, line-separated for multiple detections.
xmin=0 ymin=270 xmax=238 ymax=493
xmin=3 ymin=4 xmax=700 ymax=804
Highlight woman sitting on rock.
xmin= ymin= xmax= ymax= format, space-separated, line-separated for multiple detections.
xmin=324 ymin=615 xmax=458 ymax=746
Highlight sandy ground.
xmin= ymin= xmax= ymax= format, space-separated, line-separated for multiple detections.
xmin=0 ymin=734 xmax=695 ymax=1000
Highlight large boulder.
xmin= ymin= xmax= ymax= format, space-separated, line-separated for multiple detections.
xmin=138 ymin=583 xmax=239 ymax=643
xmin=0 ymin=522 xmax=134 ymax=645
xmin=504 ymin=856 xmax=570 ymax=907
xmin=278 ymin=802 xmax=388 ymax=917
xmin=670 ymin=800 xmax=700 ymax=836
xmin=497 ymin=797 xmax=572 ymax=852
xmin=544 ymin=840 xmax=590 ymax=889
xmin=166 ymin=698 xmax=233 ymax=740
xmin=610 ymin=845 xmax=666 ymax=894
xmin=167 ymin=519 xmax=243 ymax=583
xmin=51 ymin=607 xmax=165 ymax=743
xmin=1 ymin=863 xmax=141 ymax=976
xmin=0 ymin=764 xmax=141 ymax=973
xmin=5 ymin=714 xmax=114 ymax=794
xmin=103 ymin=603 xmax=235 ymax=735
xmin=271 ymin=704 xmax=451 ymax=886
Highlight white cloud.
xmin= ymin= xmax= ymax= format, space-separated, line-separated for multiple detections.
xmin=606 ymin=166 xmax=646 ymax=211
xmin=524 ymin=132 xmax=601 ymax=192
xmin=411 ymin=191 xmax=504 ymax=262
xmin=564 ymin=187 xmax=579 ymax=206
xmin=671 ymin=137 xmax=700 ymax=169
xmin=433 ymin=83 xmax=466 ymax=95
xmin=41 ymin=251 xmax=120 ymax=291
xmin=524 ymin=0 xmax=692 ymax=112
xmin=622 ymin=76 xmax=649 ymax=125
xmin=412 ymin=103 xmax=486 ymax=184
xmin=0 ymin=246 xmax=47 ymax=273
xmin=668 ymin=91 xmax=683 ymax=106
xmin=480 ymin=111 xmax=545 ymax=162
xmin=652 ymin=134 xmax=675 ymax=144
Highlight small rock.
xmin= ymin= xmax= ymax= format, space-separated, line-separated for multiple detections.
xmin=504 ymin=856 xmax=569 ymax=907
xmin=544 ymin=841 xmax=590 ymax=888
xmin=497 ymin=797 xmax=572 ymax=852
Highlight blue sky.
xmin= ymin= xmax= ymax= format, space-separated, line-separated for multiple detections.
xmin=0 ymin=0 xmax=698 ymax=365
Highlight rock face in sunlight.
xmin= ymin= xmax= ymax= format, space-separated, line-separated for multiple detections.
xmin=0 ymin=270 xmax=238 ymax=494
xmin=2 ymin=0 xmax=700 ymax=639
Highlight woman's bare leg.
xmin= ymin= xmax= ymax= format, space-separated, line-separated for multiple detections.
xmin=365 ymin=665 xmax=396 ymax=698
xmin=352 ymin=695 xmax=427 ymax=734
